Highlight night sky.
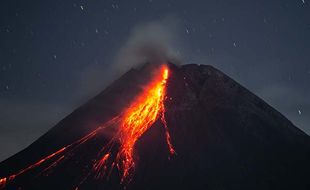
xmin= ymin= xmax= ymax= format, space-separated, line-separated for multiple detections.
xmin=0 ymin=0 xmax=309 ymax=161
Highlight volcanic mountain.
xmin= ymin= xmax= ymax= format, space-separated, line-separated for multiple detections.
xmin=0 ymin=63 xmax=309 ymax=190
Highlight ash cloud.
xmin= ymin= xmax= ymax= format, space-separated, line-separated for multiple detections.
xmin=113 ymin=18 xmax=183 ymax=74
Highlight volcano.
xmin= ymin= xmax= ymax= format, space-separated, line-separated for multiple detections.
xmin=0 ymin=63 xmax=309 ymax=190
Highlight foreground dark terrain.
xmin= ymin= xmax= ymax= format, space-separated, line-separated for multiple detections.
xmin=1 ymin=63 xmax=309 ymax=190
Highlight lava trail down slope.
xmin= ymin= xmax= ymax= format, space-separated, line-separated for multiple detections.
xmin=0 ymin=63 xmax=310 ymax=190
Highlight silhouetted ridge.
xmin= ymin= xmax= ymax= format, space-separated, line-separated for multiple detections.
xmin=1 ymin=63 xmax=309 ymax=190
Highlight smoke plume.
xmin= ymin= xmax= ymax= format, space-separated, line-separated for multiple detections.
xmin=113 ymin=18 xmax=183 ymax=73
xmin=76 ymin=18 xmax=183 ymax=102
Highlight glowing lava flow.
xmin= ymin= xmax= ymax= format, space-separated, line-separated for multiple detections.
xmin=91 ymin=64 xmax=175 ymax=184
xmin=115 ymin=65 xmax=174 ymax=182
xmin=0 ymin=64 xmax=175 ymax=189
xmin=0 ymin=117 xmax=120 ymax=189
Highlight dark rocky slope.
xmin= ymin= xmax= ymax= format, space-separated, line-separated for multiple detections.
xmin=1 ymin=63 xmax=309 ymax=190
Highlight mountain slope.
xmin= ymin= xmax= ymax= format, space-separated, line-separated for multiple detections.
xmin=1 ymin=63 xmax=309 ymax=190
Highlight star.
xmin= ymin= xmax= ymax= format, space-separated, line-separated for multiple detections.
xmin=185 ymin=28 xmax=190 ymax=34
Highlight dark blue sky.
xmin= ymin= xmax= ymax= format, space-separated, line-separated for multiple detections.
xmin=0 ymin=0 xmax=309 ymax=161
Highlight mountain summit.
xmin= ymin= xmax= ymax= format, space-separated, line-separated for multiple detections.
xmin=1 ymin=63 xmax=309 ymax=190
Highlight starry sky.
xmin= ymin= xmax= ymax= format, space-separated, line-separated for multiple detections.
xmin=0 ymin=0 xmax=309 ymax=161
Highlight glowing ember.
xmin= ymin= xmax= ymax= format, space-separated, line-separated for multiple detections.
xmin=0 ymin=147 xmax=66 ymax=189
xmin=93 ymin=153 xmax=111 ymax=179
xmin=0 ymin=64 xmax=175 ymax=189
xmin=0 ymin=178 xmax=6 ymax=189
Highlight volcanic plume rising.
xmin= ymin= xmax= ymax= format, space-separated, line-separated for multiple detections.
xmin=0 ymin=64 xmax=174 ymax=189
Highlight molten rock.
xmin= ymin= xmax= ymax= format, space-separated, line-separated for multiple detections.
xmin=0 ymin=63 xmax=310 ymax=190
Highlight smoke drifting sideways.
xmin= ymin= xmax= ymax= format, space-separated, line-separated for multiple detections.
xmin=77 ymin=18 xmax=184 ymax=101
xmin=113 ymin=18 xmax=183 ymax=74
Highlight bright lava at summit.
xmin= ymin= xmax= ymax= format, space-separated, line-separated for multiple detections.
xmin=114 ymin=64 xmax=174 ymax=182
xmin=0 ymin=64 xmax=175 ymax=189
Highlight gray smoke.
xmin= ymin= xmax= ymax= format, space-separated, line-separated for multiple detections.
xmin=76 ymin=18 xmax=184 ymax=102
xmin=113 ymin=18 xmax=183 ymax=74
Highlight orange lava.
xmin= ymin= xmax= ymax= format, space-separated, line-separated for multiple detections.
xmin=0 ymin=64 xmax=175 ymax=189
xmin=0 ymin=147 xmax=66 ymax=189
xmin=93 ymin=153 xmax=111 ymax=179
xmin=115 ymin=65 xmax=173 ymax=182
xmin=0 ymin=178 xmax=6 ymax=189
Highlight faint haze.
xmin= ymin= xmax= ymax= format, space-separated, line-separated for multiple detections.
xmin=0 ymin=0 xmax=309 ymax=162
xmin=77 ymin=17 xmax=184 ymax=102
xmin=113 ymin=17 xmax=183 ymax=74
